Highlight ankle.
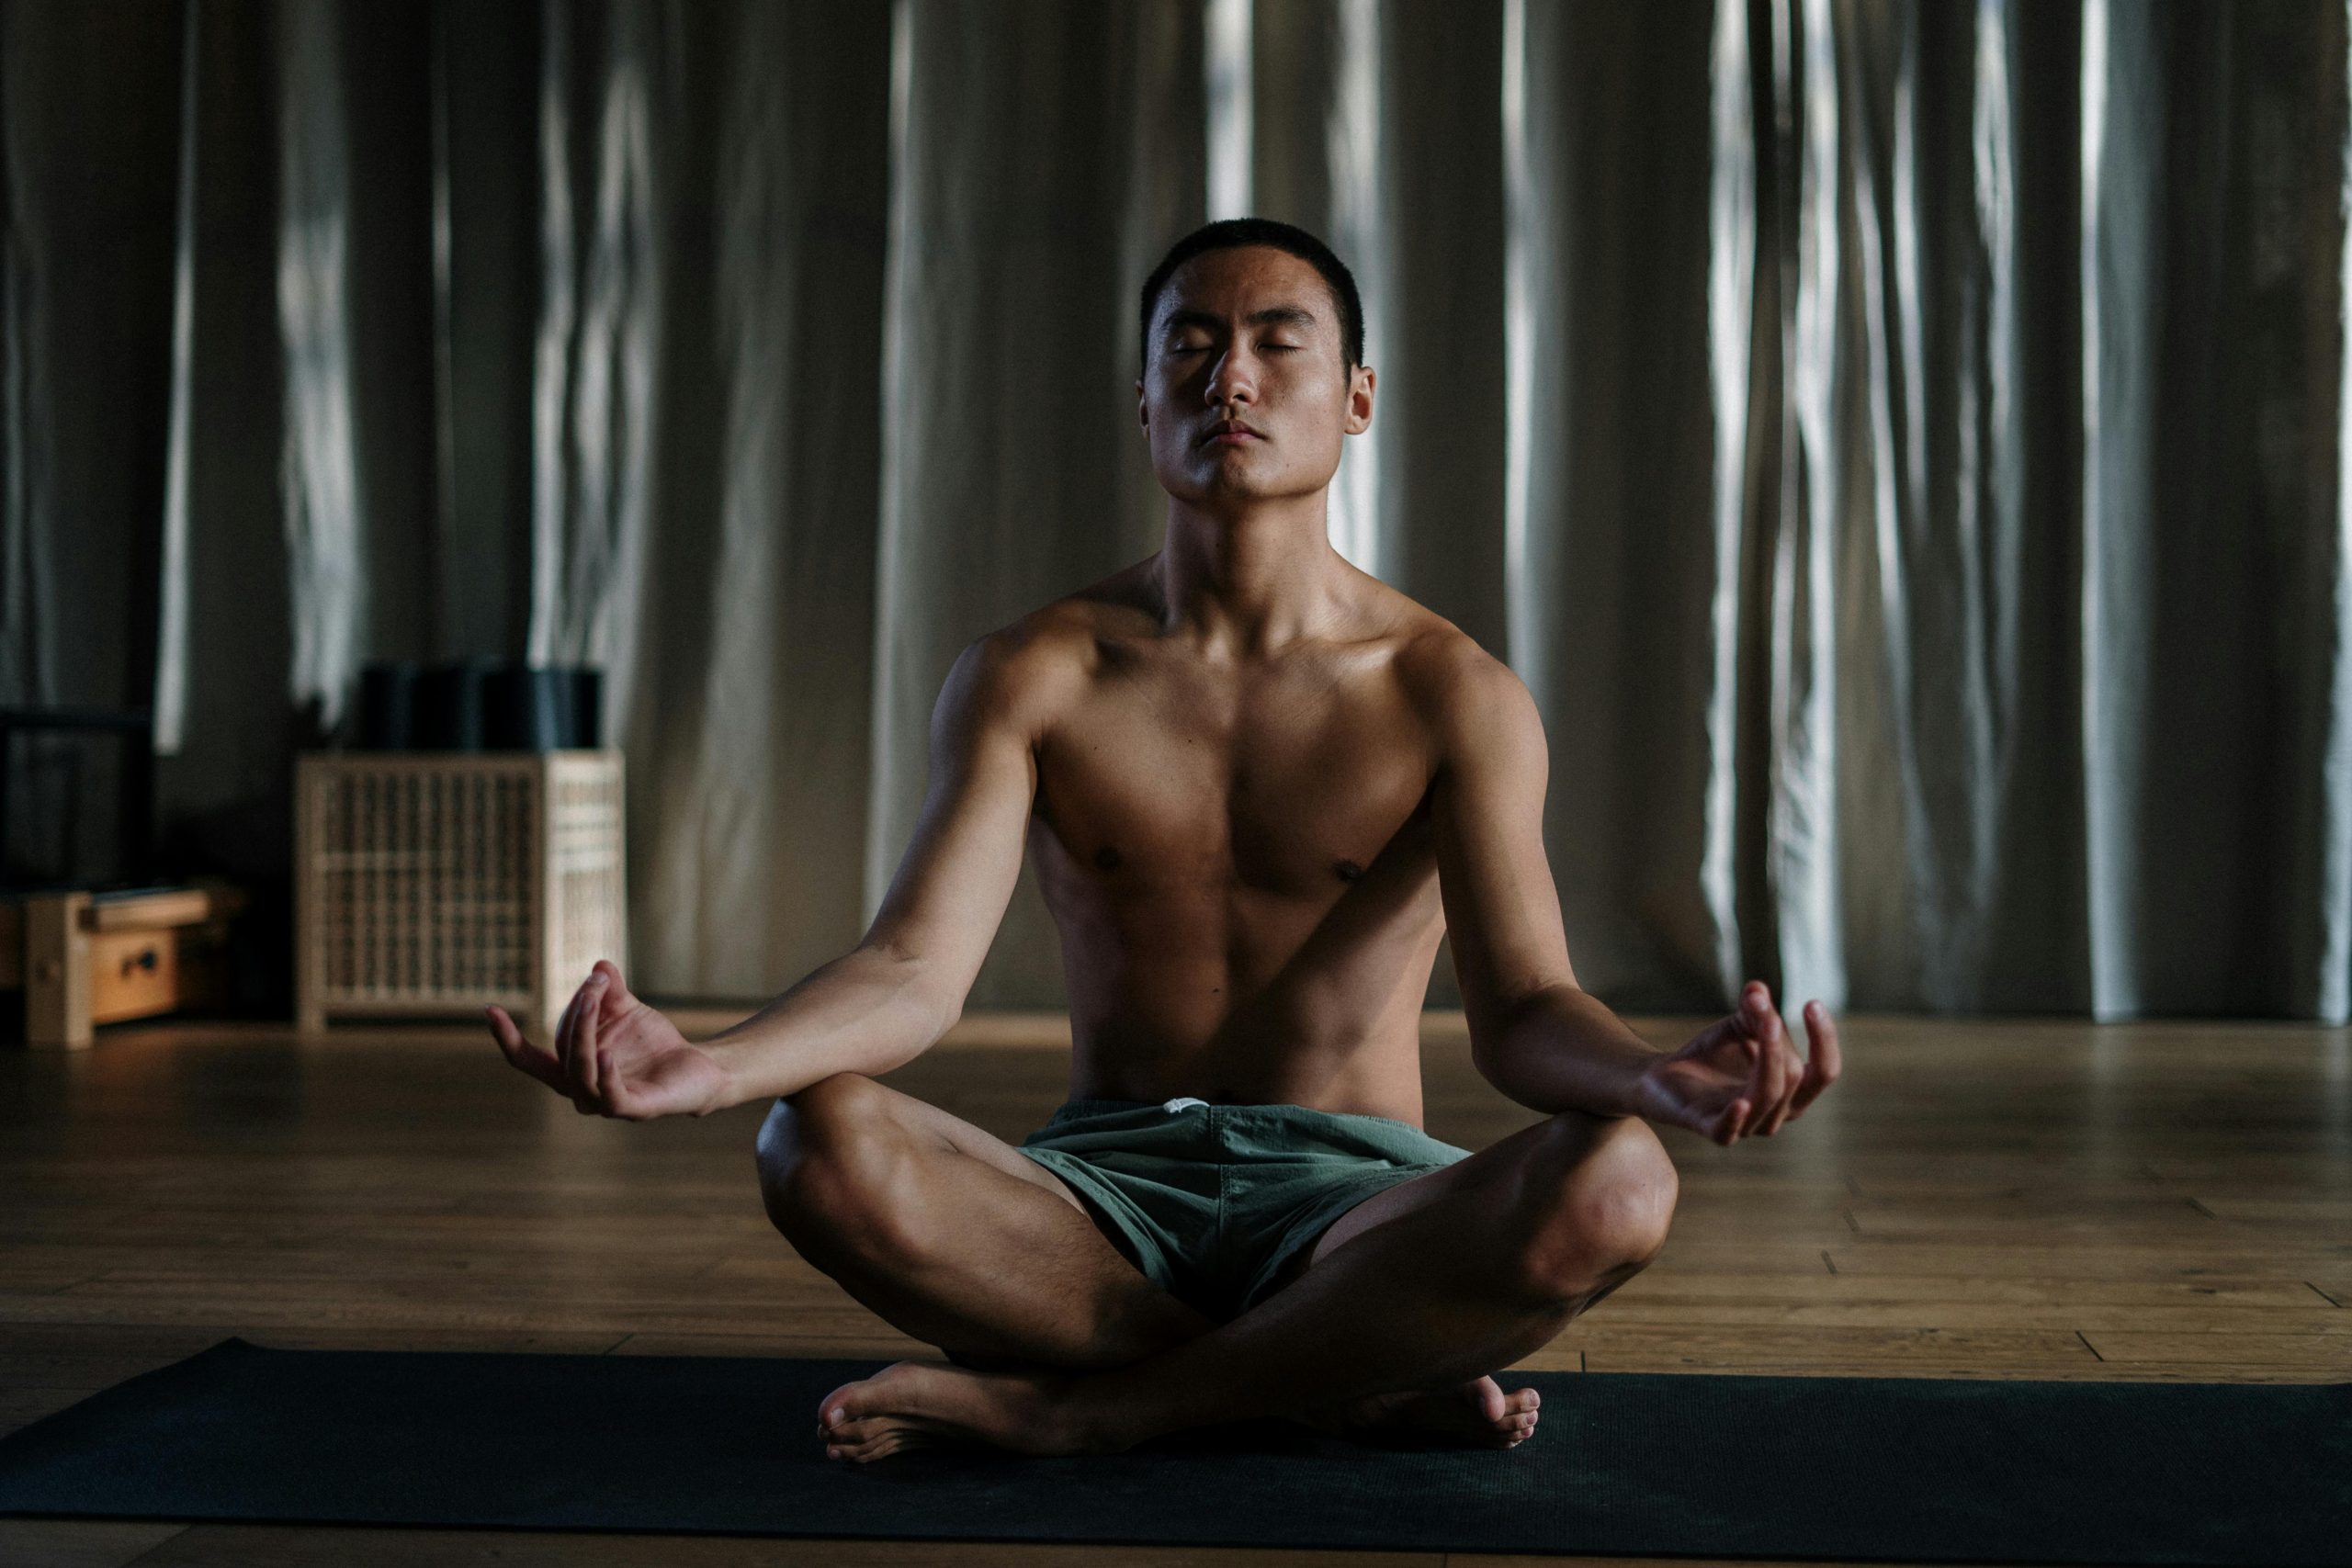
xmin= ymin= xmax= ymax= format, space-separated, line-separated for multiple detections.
xmin=1045 ymin=1374 xmax=1145 ymax=1455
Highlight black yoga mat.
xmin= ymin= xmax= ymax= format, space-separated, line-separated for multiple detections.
xmin=1 ymin=1339 xmax=2344 ymax=1562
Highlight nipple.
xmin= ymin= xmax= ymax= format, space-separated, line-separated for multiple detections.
xmin=1335 ymin=860 xmax=1363 ymax=882
xmin=1096 ymin=846 xmax=1123 ymax=871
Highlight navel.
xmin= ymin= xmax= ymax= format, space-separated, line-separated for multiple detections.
xmin=1334 ymin=859 xmax=1363 ymax=882
xmin=1095 ymin=845 xmax=1123 ymax=871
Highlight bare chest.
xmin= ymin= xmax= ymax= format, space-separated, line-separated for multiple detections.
xmin=1028 ymin=648 xmax=1434 ymax=901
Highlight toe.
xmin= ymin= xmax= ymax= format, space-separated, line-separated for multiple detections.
xmin=816 ymin=1378 xmax=866 ymax=1431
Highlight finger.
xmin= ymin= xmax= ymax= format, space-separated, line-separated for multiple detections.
xmin=1714 ymin=1097 xmax=1749 ymax=1145
xmin=593 ymin=957 xmax=638 ymax=1010
xmin=1725 ymin=1021 xmax=1771 ymax=1140
xmin=551 ymin=977 xmax=588 ymax=1085
xmin=578 ymin=969 xmax=611 ymax=1109
xmin=486 ymin=1005 xmax=565 ymax=1092
xmin=1763 ymin=1003 xmax=1815 ymax=1134
xmin=1760 ymin=1058 xmax=1802 ymax=1135
xmin=1758 ymin=1003 xmax=1794 ymax=1134
xmin=1680 ymin=1013 xmax=1746 ymax=1058
xmin=1786 ymin=1001 xmax=1843 ymax=1119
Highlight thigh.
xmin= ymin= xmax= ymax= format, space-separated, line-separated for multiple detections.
xmin=761 ymin=1075 xmax=1174 ymax=1314
xmin=843 ymin=1077 xmax=1096 ymax=1215
xmin=1262 ymin=1108 xmax=1631 ymax=1293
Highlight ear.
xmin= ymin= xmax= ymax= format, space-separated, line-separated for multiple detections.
xmin=1342 ymin=364 xmax=1375 ymax=435
xmin=1136 ymin=378 xmax=1148 ymax=430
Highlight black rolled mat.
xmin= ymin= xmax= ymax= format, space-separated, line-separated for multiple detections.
xmin=0 ymin=1339 xmax=2344 ymax=1562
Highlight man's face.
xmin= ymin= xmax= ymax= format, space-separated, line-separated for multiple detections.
xmin=1136 ymin=245 xmax=1374 ymax=506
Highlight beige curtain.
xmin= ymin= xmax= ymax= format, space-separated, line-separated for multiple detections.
xmin=6 ymin=0 xmax=2351 ymax=1019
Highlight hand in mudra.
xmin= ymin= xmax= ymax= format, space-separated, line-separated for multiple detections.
xmin=1634 ymin=980 xmax=1840 ymax=1145
xmin=486 ymin=959 xmax=729 ymax=1120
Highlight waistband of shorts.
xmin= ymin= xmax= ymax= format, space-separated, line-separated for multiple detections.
xmin=1040 ymin=1096 xmax=1435 ymax=1137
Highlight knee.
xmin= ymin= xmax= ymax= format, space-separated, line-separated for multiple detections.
xmin=755 ymin=1075 xmax=917 ymax=1260
xmin=1513 ymin=1114 xmax=1679 ymax=1305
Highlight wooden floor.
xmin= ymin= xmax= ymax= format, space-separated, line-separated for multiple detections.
xmin=2 ymin=1010 xmax=2347 ymax=1567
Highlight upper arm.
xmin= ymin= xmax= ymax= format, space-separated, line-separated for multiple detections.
xmin=860 ymin=631 xmax=1046 ymax=1023
xmin=1419 ymin=638 xmax=1578 ymax=1043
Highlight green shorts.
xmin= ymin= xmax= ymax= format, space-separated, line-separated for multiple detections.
xmin=1017 ymin=1097 xmax=1473 ymax=1322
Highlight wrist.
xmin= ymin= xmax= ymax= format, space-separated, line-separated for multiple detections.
xmin=686 ymin=1037 xmax=747 ymax=1114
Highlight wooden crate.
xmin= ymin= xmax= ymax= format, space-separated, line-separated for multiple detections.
xmin=294 ymin=751 xmax=626 ymax=1034
xmin=4 ymin=885 xmax=244 ymax=1048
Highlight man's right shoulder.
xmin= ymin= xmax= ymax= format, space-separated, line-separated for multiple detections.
xmin=939 ymin=601 xmax=1100 ymax=737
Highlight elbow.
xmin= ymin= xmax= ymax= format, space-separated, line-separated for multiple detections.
xmin=1467 ymin=980 xmax=1580 ymax=1078
xmin=928 ymin=992 xmax=965 ymax=1042
xmin=853 ymin=939 xmax=964 ymax=1044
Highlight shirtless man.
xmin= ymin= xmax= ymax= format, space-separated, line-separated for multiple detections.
xmin=487 ymin=217 xmax=1841 ymax=1464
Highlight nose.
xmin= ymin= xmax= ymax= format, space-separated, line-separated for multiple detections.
xmin=1204 ymin=348 xmax=1258 ymax=412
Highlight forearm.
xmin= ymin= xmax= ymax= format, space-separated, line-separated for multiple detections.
xmin=695 ymin=944 xmax=954 ymax=1109
xmin=1472 ymin=981 xmax=1666 ymax=1119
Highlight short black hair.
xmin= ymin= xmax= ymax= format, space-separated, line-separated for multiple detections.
xmin=1137 ymin=218 xmax=1364 ymax=375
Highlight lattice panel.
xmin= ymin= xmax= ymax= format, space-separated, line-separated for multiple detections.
xmin=296 ymin=752 xmax=628 ymax=1032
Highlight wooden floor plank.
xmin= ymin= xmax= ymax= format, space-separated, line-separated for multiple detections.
xmin=0 ymin=1518 xmax=187 ymax=1568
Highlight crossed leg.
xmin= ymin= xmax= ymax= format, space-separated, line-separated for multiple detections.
xmin=756 ymin=1072 xmax=1215 ymax=1371
xmin=760 ymin=1075 xmax=1534 ymax=1446
xmin=758 ymin=1073 xmax=1678 ymax=1461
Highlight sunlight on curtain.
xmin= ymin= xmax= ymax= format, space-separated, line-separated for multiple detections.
xmin=1206 ymin=0 xmax=1253 ymax=220
xmin=2325 ymin=0 xmax=2352 ymax=1022
xmin=2078 ymin=0 xmax=2161 ymax=1020
xmin=865 ymin=0 xmax=918 ymax=931
xmin=1322 ymin=0 xmax=1381 ymax=578
xmin=1702 ymin=0 xmax=1756 ymax=999
xmin=275 ymin=0 xmax=364 ymax=729
xmin=527 ymin=0 xmax=656 ymax=725
xmin=1767 ymin=0 xmax=1848 ymax=1010
xmin=153 ymin=0 xmax=200 ymax=755
xmin=1499 ymin=0 xmax=1536 ymax=687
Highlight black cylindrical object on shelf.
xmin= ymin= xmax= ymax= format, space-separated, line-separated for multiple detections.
xmin=484 ymin=664 xmax=570 ymax=751
xmin=355 ymin=662 xmax=419 ymax=750
xmin=413 ymin=660 xmax=492 ymax=750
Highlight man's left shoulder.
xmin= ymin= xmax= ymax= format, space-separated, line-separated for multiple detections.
xmin=1391 ymin=619 xmax=1541 ymax=750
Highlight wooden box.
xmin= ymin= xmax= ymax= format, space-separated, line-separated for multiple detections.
xmin=294 ymin=751 xmax=627 ymax=1034
xmin=3 ymin=885 xmax=243 ymax=1048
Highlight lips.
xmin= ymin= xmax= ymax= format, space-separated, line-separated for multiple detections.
xmin=1200 ymin=419 xmax=1263 ymax=446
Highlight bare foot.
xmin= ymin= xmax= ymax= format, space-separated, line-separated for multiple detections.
xmin=1298 ymin=1374 xmax=1540 ymax=1450
xmin=816 ymin=1359 xmax=1115 ymax=1463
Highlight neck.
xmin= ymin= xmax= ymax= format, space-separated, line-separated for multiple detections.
xmin=1156 ymin=491 xmax=1351 ymax=657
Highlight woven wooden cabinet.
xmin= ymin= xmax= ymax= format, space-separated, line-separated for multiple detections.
xmin=294 ymin=751 xmax=627 ymax=1034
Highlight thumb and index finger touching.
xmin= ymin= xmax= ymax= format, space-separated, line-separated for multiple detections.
xmin=1701 ymin=982 xmax=1846 ymax=1143
xmin=486 ymin=959 xmax=636 ymax=1099
xmin=487 ymin=1001 xmax=562 ymax=1091
xmin=1736 ymin=984 xmax=1846 ymax=1137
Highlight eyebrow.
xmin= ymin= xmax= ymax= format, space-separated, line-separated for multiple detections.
xmin=1161 ymin=305 xmax=1319 ymax=335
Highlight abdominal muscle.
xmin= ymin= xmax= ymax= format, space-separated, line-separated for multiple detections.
xmin=1046 ymin=875 xmax=1449 ymax=1125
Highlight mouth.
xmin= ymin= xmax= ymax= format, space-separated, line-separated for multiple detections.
xmin=1199 ymin=419 xmax=1264 ymax=448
